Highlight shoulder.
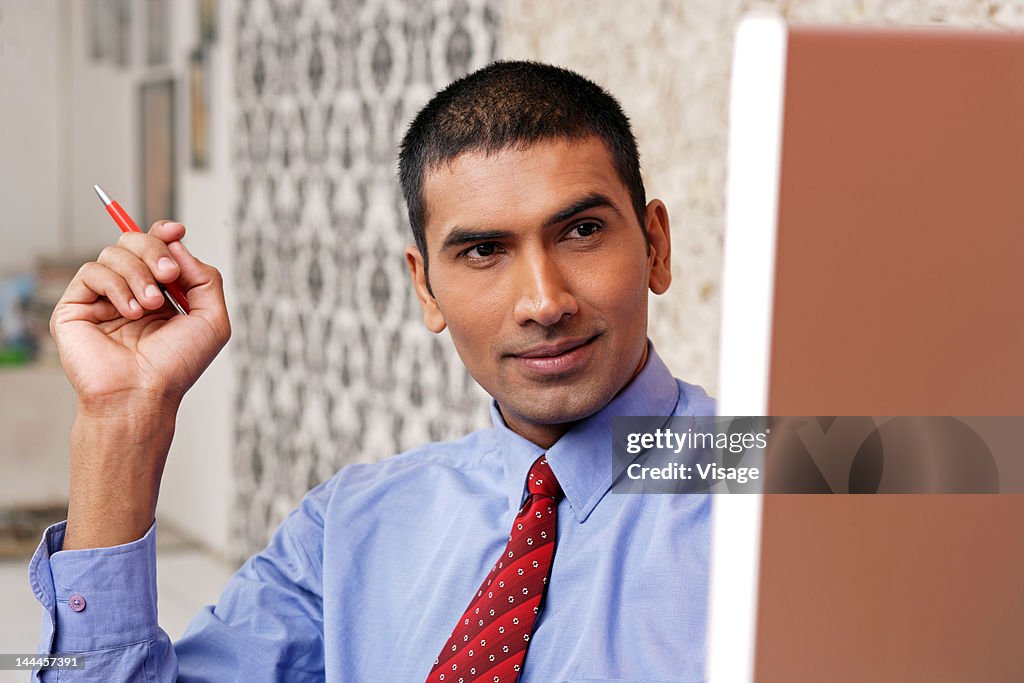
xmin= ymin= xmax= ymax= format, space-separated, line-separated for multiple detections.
xmin=309 ymin=426 xmax=501 ymax=505
xmin=674 ymin=378 xmax=718 ymax=416
xmin=261 ymin=428 xmax=501 ymax=552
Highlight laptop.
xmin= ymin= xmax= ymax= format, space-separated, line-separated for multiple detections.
xmin=711 ymin=16 xmax=1024 ymax=682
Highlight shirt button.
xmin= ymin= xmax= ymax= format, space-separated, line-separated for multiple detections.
xmin=68 ymin=594 xmax=86 ymax=612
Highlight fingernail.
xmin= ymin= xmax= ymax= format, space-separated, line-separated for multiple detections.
xmin=158 ymin=257 xmax=178 ymax=273
xmin=129 ymin=299 xmax=142 ymax=312
xmin=145 ymin=284 xmax=162 ymax=299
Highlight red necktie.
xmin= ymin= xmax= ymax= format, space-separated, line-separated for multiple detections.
xmin=427 ymin=456 xmax=563 ymax=683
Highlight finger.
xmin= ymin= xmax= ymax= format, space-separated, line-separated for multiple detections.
xmin=147 ymin=220 xmax=187 ymax=244
xmin=62 ymin=262 xmax=145 ymax=320
xmin=114 ymin=231 xmax=182 ymax=286
xmin=49 ymin=299 xmax=121 ymax=340
xmin=59 ymin=300 xmax=122 ymax=325
xmin=96 ymin=245 xmax=168 ymax=311
xmin=165 ymin=239 xmax=214 ymax=289
xmin=166 ymin=240 xmax=230 ymax=337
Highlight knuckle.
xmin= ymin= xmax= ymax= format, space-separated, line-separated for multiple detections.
xmin=120 ymin=231 xmax=155 ymax=255
xmin=78 ymin=261 xmax=104 ymax=281
xmin=212 ymin=320 xmax=231 ymax=347
xmin=98 ymin=245 xmax=118 ymax=261
xmin=129 ymin=255 xmax=153 ymax=279
xmin=217 ymin=310 xmax=232 ymax=339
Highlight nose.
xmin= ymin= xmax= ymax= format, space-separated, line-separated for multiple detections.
xmin=511 ymin=251 xmax=579 ymax=327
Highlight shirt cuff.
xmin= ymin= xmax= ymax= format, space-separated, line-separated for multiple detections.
xmin=29 ymin=520 xmax=160 ymax=653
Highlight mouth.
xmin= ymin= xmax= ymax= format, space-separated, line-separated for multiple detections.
xmin=509 ymin=334 xmax=600 ymax=376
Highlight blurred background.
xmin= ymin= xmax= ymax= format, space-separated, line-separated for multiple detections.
xmin=1 ymin=0 xmax=1022 ymax=667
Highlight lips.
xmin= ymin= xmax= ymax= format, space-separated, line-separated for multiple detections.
xmin=509 ymin=334 xmax=599 ymax=376
xmin=514 ymin=336 xmax=594 ymax=358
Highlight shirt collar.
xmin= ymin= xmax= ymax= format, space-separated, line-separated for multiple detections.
xmin=492 ymin=342 xmax=680 ymax=523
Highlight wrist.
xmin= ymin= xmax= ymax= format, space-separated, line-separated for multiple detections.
xmin=75 ymin=386 xmax=182 ymax=423
xmin=63 ymin=401 xmax=177 ymax=550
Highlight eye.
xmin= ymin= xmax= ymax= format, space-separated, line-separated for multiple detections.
xmin=567 ymin=221 xmax=602 ymax=238
xmin=463 ymin=242 xmax=501 ymax=259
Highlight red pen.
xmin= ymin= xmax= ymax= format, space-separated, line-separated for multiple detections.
xmin=92 ymin=184 xmax=189 ymax=316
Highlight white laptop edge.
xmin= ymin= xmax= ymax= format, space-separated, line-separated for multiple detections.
xmin=707 ymin=12 xmax=787 ymax=683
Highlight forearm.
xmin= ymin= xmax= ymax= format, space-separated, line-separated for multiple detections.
xmin=30 ymin=444 xmax=332 ymax=682
xmin=63 ymin=396 xmax=177 ymax=550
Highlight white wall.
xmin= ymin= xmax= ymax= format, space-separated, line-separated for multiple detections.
xmin=0 ymin=0 xmax=236 ymax=556
xmin=67 ymin=0 xmax=237 ymax=556
xmin=0 ymin=0 xmax=65 ymax=274
xmin=66 ymin=0 xmax=144 ymax=256
xmin=156 ymin=0 xmax=237 ymax=559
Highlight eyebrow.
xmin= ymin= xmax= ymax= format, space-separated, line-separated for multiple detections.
xmin=439 ymin=191 xmax=624 ymax=252
xmin=546 ymin=191 xmax=622 ymax=226
xmin=440 ymin=229 xmax=511 ymax=251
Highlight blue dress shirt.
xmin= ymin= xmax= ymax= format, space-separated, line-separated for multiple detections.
xmin=30 ymin=347 xmax=714 ymax=682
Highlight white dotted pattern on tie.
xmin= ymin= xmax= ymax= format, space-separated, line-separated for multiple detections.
xmin=426 ymin=456 xmax=562 ymax=683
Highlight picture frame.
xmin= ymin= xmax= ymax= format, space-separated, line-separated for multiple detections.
xmin=189 ymin=48 xmax=210 ymax=169
xmin=88 ymin=0 xmax=132 ymax=67
xmin=139 ymin=79 xmax=177 ymax=227
xmin=146 ymin=0 xmax=170 ymax=66
xmin=88 ymin=0 xmax=110 ymax=61
xmin=199 ymin=0 xmax=218 ymax=44
xmin=113 ymin=0 xmax=131 ymax=68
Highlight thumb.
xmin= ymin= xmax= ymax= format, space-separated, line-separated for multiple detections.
xmin=166 ymin=239 xmax=227 ymax=317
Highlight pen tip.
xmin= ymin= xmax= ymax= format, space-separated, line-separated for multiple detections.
xmin=93 ymin=184 xmax=111 ymax=206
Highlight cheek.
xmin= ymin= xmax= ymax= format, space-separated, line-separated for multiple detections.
xmin=570 ymin=248 xmax=651 ymax=315
xmin=433 ymin=285 xmax=506 ymax=355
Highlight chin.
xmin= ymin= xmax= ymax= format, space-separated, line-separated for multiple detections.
xmin=503 ymin=383 xmax=617 ymax=427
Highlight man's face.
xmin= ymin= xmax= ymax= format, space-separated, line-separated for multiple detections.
xmin=406 ymin=136 xmax=672 ymax=447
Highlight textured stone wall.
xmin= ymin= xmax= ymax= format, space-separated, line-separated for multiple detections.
xmin=501 ymin=0 xmax=1024 ymax=394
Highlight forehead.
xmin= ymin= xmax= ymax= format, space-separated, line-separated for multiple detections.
xmin=420 ymin=137 xmax=632 ymax=243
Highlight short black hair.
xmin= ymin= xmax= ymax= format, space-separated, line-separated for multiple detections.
xmin=398 ymin=60 xmax=648 ymax=278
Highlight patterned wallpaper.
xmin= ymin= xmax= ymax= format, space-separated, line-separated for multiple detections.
xmin=231 ymin=0 xmax=499 ymax=560
xmin=231 ymin=0 xmax=1024 ymax=557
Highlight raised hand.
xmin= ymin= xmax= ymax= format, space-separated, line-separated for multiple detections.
xmin=50 ymin=220 xmax=230 ymax=550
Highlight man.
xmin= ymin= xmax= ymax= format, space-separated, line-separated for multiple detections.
xmin=32 ymin=61 xmax=714 ymax=681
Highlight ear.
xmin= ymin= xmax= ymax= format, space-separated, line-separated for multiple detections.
xmin=405 ymin=245 xmax=447 ymax=333
xmin=645 ymin=199 xmax=672 ymax=294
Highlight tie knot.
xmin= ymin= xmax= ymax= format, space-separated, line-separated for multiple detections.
xmin=526 ymin=456 xmax=562 ymax=500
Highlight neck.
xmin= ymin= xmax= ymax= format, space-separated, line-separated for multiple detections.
xmin=501 ymin=418 xmax=572 ymax=450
